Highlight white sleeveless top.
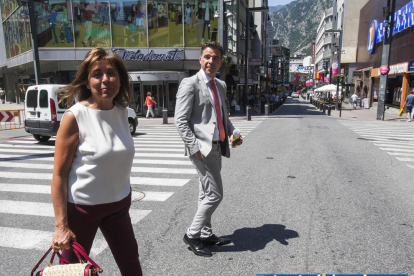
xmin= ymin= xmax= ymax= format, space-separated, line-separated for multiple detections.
xmin=65 ymin=103 xmax=135 ymax=205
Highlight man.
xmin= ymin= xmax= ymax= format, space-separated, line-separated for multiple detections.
xmin=403 ymin=89 xmax=414 ymax=122
xmin=351 ymin=92 xmax=358 ymax=109
xmin=175 ymin=41 xmax=243 ymax=257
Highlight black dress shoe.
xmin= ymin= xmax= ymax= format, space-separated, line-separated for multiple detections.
xmin=183 ymin=234 xmax=212 ymax=257
xmin=201 ymin=234 xmax=232 ymax=246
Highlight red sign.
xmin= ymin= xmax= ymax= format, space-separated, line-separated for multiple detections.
xmin=379 ymin=65 xmax=389 ymax=75
xmin=0 ymin=111 xmax=13 ymax=122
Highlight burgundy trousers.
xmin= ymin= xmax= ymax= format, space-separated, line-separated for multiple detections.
xmin=61 ymin=193 xmax=143 ymax=276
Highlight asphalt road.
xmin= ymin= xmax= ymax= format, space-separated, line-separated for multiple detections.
xmin=1 ymin=97 xmax=414 ymax=275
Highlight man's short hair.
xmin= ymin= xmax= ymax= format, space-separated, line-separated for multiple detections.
xmin=200 ymin=41 xmax=224 ymax=59
xmin=411 ymin=89 xmax=414 ymax=94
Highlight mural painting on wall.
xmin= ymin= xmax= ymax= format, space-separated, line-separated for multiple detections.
xmin=111 ymin=0 xmax=148 ymax=48
xmin=73 ymin=0 xmax=111 ymax=47
xmin=183 ymin=0 xmax=218 ymax=47
xmin=1 ymin=0 xmax=19 ymax=21
xmin=34 ymin=0 xmax=74 ymax=47
xmin=3 ymin=6 xmax=32 ymax=59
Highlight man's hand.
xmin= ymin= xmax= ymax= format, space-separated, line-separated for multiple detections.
xmin=230 ymin=135 xmax=243 ymax=146
xmin=195 ymin=151 xmax=204 ymax=161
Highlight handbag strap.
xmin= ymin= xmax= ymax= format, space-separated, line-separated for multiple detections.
xmin=72 ymin=242 xmax=103 ymax=273
xmin=31 ymin=246 xmax=53 ymax=276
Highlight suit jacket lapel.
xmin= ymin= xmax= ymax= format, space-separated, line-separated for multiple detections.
xmin=197 ymin=72 xmax=214 ymax=107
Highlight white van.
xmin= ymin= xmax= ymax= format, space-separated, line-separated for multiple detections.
xmin=24 ymin=84 xmax=138 ymax=142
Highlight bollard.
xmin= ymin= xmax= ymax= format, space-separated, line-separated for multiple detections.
xmin=309 ymin=98 xmax=312 ymax=103
xmin=269 ymin=103 xmax=273 ymax=113
xmin=317 ymin=101 xmax=319 ymax=109
xmin=265 ymin=104 xmax=269 ymax=116
xmin=322 ymin=104 xmax=326 ymax=113
xmin=246 ymin=105 xmax=251 ymax=121
xmin=162 ymin=108 xmax=168 ymax=124
xmin=327 ymin=105 xmax=331 ymax=116
xmin=319 ymin=102 xmax=323 ymax=110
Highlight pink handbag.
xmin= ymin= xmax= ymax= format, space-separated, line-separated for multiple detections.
xmin=31 ymin=242 xmax=103 ymax=276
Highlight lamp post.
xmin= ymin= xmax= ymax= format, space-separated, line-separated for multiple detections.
xmin=243 ymin=4 xmax=268 ymax=112
xmin=325 ymin=29 xmax=342 ymax=110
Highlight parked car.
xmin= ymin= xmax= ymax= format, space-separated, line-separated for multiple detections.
xmin=291 ymin=92 xmax=299 ymax=98
xmin=24 ymin=85 xmax=138 ymax=142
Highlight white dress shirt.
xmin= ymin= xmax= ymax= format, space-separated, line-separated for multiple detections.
xmin=200 ymin=69 xmax=223 ymax=141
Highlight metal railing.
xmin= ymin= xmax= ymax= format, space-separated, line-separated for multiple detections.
xmin=0 ymin=109 xmax=25 ymax=130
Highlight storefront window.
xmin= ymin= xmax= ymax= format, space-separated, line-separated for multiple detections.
xmin=148 ymin=0 xmax=183 ymax=47
xmin=111 ymin=0 xmax=148 ymax=47
xmin=3 ymin=5 xmax=32 ymax=59
xmin=225 ymin=0 xmax=236 ymax=54
xmin=73 ymin=0 xmax=111 ymax=48
xmin=183 ymin=0 xmax=218 ymax=47
xmin=34 ymin=0 xmax=74 ymax=47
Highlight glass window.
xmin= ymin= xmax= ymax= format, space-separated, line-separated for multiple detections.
xmin=1 ymin=0 xmax=19 ymax=20
xmin=184 ymin=0 xmax=219 ymax=47
xmin=3 ymin=5 xmax=32 ymax=59
xmin=111 ymin=0 xmax=148 ymax=47
xmin=148 ymin=0 xmax=183 ymax=47
xmin=39 ymin=89 xmax=48 ymax=107
xmin=26 ymin=90 xmax=38 ymax=108
xmin=34 ymin=0 xmax=74 ymax=47
xmin=73 ymin=0 xmax=111 ymax=48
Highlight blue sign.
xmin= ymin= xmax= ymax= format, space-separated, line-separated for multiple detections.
xmin=408 ymin=59 xmax=414 ymax=71
xmin=367 ymin=20 xmax=378 ymax=55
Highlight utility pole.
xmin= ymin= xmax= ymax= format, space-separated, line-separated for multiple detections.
xmin=377 ymin=0 xmax=396 ymax=120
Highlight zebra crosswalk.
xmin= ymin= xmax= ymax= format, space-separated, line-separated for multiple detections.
xmin=0 ymin=119 xmax=264 ymax=256
xmin=340 ymin=120 xmax=414 ymax=170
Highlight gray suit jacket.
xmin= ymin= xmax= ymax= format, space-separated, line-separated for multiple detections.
xmin=174 ymin=71 xmax=235 ymax=158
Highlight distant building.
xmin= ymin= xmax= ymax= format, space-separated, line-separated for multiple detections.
xmin=315 ymin=7 xmax=334 ymax=85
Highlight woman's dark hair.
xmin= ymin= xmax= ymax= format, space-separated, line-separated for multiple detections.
xmin=58 ymin=48 xmax=131 ymax=108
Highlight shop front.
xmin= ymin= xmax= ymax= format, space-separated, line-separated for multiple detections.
xmin=128 ymin=71 xmax=188 ymax=117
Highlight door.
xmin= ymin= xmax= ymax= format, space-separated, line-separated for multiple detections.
xmin=25 ymin=88 xmax=39 ymax=128
xmin=131 ymin=83 xmax=142 ymax=116
xmin=167 ymin=82 xmax=178 ymax=115
xmin=143 ymin=82 xmax=164 ymax=117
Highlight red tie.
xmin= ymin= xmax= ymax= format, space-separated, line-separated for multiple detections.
xmin=210 ymin=79 xmax=225 ymax=142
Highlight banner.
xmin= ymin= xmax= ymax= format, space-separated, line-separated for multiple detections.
xmin=332 ymin=61 xmax=339 ymax=76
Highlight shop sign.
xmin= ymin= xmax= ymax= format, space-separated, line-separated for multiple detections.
xmin=340 ymin=69 xmax=344 ymax=77
xmin=388 ymin=62 xmax=408 ymax=75
xmin=332 ymin=61 xmax=339 ymax=75
xmin=368 ymin=1 xmax=414 ymax=55
xmin=379 ymin=65 xmax=389 ymax=75
xmin=249 ymin=58 xmax=262 ymax=66
xmin=297 ymin=66 xmax=312 ymax=70
xmin=112 ymin=48 xmax=183 ymax=61
xmin=408 ymin=59 xmax=414 ymax=71
xmin=367 ymin=20 xmax=378 ymax=55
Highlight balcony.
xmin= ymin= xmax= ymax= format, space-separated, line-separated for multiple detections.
xmin=324 ymin=36 xmax=333 ymax=45
xmin=323 ymin=50 xmax=332 ymax=59
xmin=325 ymin=21 xmax=333 ymax=31
xmin=325 ymin=7 xmax=334 ymax=17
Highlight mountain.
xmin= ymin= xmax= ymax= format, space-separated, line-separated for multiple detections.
xmin=271 ymin=0 xmax=332 ymax=56
xmin=269 ymin=5 xmax=283 ymax=15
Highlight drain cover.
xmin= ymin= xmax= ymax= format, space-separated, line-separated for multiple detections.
xmin=131 ymin=191 xmax=145 ymax=202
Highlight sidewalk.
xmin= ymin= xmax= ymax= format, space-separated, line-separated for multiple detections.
xmin=0 ymin=102 xmax=25 ymax=111
xmin=306 ymin=98 xmax=409 ymax=122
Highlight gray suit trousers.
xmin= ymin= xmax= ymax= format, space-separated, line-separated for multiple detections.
xmin=187 ymin=143 xmax=223 ymax=239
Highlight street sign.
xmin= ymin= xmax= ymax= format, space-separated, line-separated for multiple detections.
xmin=0 ymin=111 xmax=14 ymax=122
xmin=249 ymin=58 xmax=262 ymax=66
xmin=340 ymin=69 xmax=344 ymax=77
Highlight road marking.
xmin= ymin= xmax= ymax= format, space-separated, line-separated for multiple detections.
xmin=133 ymin=159 xmax=192 ymax=165
xmin=140 ymin=191 xmax=174 ymax=201
xmin=396 ymin=157 xmax=414 ymax=162
xmin=0 ymin=148 xmax=54 ymax=154
xmin=0 ymin=162 xmax=54 ymax=170
xmin=407 ymin=164 xmax=414 ymax=169
xmin=130 ymin=177 xmax=190 ymax=186
xmin=0 ymin=227 xmax=53 ymax=250
xmin=0 ymin=144 xmax=54 ymax=149
xmin=133 ymin=140 xmax=183 ymax=144
xmin=131 ymin=167 xmax=197 ymax=174
xmin=379 ymin=148 xmax=414 ymax=153
xmin=134 ymin=153 xmax=187 ymax=158
xmin=387 ymin=152 xmax=414 ymax=157
xmin=0 ymin=154 xmax=55 ymax=161
xmin=0 ymin=200 xmax=54 ymax=216
xmin=134 ymin=148 xmax=183 ymax=152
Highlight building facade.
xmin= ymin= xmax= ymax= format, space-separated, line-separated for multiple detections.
xmin=0 ymin=0 xmax=268 ymax=115
xmin=315 ymin=7 xmax=333 ymax=86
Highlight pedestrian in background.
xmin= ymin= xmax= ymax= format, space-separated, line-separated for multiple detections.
xmin=403 ymin=89 xmax=414 ymax=122
xmin=145 ymin=91 xmax=157 ymax=118
xmin=51 ymin=48 xmax=143 ymax=276
xmin=351 ymin=92 xmax=358 ymax=109
xmin=175 ymin=41 xmax=243 ymax=257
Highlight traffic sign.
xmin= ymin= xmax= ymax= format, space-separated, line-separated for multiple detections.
xmin=0 ymin=111 xmax=14 ymax=122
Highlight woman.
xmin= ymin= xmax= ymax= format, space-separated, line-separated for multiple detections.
xmin=145 ymin=91 xmax=157 ymax=118
xmin=51 ymin=48 xmax=142 ymax=276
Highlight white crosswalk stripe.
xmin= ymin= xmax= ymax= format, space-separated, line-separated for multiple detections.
xmin=0 ymin=119 xmax=264 ymax=256
xmin=340 ymin=120 xmax=414 ymax=170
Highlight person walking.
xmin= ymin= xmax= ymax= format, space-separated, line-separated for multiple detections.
xmin=403 ymin=89 xmax=414 ymax=122
xmin=174 ymin=41 xmax=243 ymax=257
xmin=51 ymin=48 xmax=143 ymax=276
xmin=351 ymin=92 xmax=358 ymax=109
xmin=145 ymin=91 xmax=157 ymax=118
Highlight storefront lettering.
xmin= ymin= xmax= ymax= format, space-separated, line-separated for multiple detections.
xmin=388 ymin=63 xmax=408 ymax=75
xmin=369 ymin=1 xmax=414 ymax=54
xmin=112 ymin=48 xmax=183 ymax=61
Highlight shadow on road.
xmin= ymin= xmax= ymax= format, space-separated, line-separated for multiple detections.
xmin=208 ymin=224 xmax=299 ymax=252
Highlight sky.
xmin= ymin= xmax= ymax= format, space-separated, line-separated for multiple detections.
xmin=268 ymin=0 xmax=295 ymax=6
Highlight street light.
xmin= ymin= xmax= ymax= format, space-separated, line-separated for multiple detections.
xmin=325 ymin=29 xmax=342 ymax=111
